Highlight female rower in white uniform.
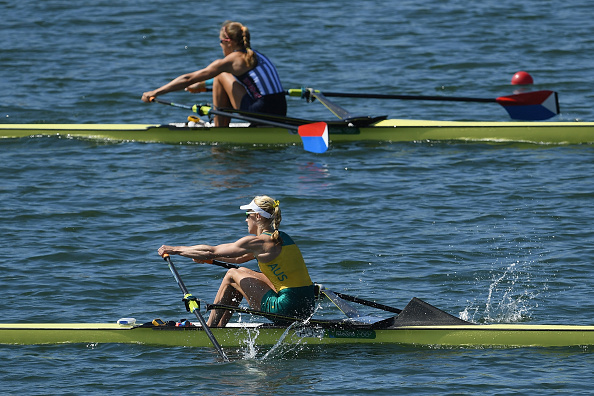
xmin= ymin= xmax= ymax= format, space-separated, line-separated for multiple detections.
xmin=157 ymin=195 xmax=315 ymax=328
xmin=142 ymin=21 xmax=286 ymax=126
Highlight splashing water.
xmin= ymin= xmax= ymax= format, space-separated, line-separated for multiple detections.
xmin=460 ymin=260 xmax=547 ymax=324
xmin=260 ymin=321 xmax=300 ymax=360
xmin=236 ymin=300 xmax=325 ymax=361
xmin=482 ymin=262 xmax=534 ymax=323
xmin=240 ymin=327 xmax=263 ymax=360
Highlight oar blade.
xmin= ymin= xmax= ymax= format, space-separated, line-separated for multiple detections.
xmin=496 ymin=90 xmax=559 ymax=120
xmin=297 ymin=122 xmax=329 ymax=153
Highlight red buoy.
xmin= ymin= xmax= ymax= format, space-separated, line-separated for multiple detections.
xmin=511 ymin=71 xmax=534 ymax=85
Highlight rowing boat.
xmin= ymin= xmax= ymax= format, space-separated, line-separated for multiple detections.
xmin=2 ymin=118 xmax=594 ymax=145
xmin=4 ymin=87 xmax=591 ymax=147
xmin=2 ymin=297 xmax=593 ymax=348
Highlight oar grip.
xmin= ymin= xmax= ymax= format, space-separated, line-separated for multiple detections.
xmin=287 ymin=89 xmax=304 ymax=97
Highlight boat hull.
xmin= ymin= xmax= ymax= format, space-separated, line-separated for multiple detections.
xmin=1 ymin=119 xmax=593 ymax=145
xmin=2 ymin=322 xmax=594 ymax=348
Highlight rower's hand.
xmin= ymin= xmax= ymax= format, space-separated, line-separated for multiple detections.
xmin=141 ymin=91 xmax=157 ymax=103
xmin=158 ymin=245 xmax=174 ymax=257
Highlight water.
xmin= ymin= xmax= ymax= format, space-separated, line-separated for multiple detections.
xmin=2 ymin=1 xmax=594 ymax=394
xmin=3 ymin=0 xmax=594 ymax=123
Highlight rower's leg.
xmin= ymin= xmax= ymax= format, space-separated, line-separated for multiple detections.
xmin=207 ymin=267 xmax=274 ymax=327
xmin=212 ymin=73 xmax=247 ymax=127
xmin=207 ymin=284 xmax=242 ymax=327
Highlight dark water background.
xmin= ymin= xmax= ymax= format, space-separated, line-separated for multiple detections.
xmin=2 ymin=1 xmax=594 ymax=394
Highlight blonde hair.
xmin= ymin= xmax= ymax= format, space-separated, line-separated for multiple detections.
xmin=221 ymin=21 xmax=256 ymax=69
xmin=253 ymin=195 xmax=282 ymax=243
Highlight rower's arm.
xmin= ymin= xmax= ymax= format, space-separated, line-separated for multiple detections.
xmin=158 ymin=236 xmax=261 ymax=263
xmin=215 ymin=253 xmax=255 ymax=264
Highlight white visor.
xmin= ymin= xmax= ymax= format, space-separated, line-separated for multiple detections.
xmin=240 ymin=200 xmax=272 ymax=219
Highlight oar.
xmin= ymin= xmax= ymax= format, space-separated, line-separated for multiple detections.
xmin=150 ymin=98 xmax=328 ymax=153
xmin=204 ymin=259 xmax=402 ymax=315
xmin=330 ymin=290 xmax=401 ymax=314
xmin=162 ymin=254 xmax=230 ymax=362
xmin=287 ymin=88 xmax=560 ymax=121
xmin=193 ymin=87 xmax=559 ymax=121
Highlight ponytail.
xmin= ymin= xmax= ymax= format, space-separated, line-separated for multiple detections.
xmin=270 ymin=202 xmax=282 ymax=243
xmin=241 ymin=26 xmax=256 ymax=69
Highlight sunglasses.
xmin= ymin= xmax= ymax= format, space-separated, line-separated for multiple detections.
xmin=220 ymin=38 xmax=231 ymax=44
xmin=245 ymin=211 xmax=255 ymax=218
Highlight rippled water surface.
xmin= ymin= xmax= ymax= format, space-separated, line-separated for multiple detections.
xmin=2 ymin=1 xmax=594 ymax=394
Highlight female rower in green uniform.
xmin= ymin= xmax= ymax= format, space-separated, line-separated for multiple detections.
xmin=157 ymin=195 xmax=315 ymax=328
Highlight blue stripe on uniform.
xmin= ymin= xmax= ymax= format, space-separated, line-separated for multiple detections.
xmin=236 ymin=50 xmax=284 ymax=99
